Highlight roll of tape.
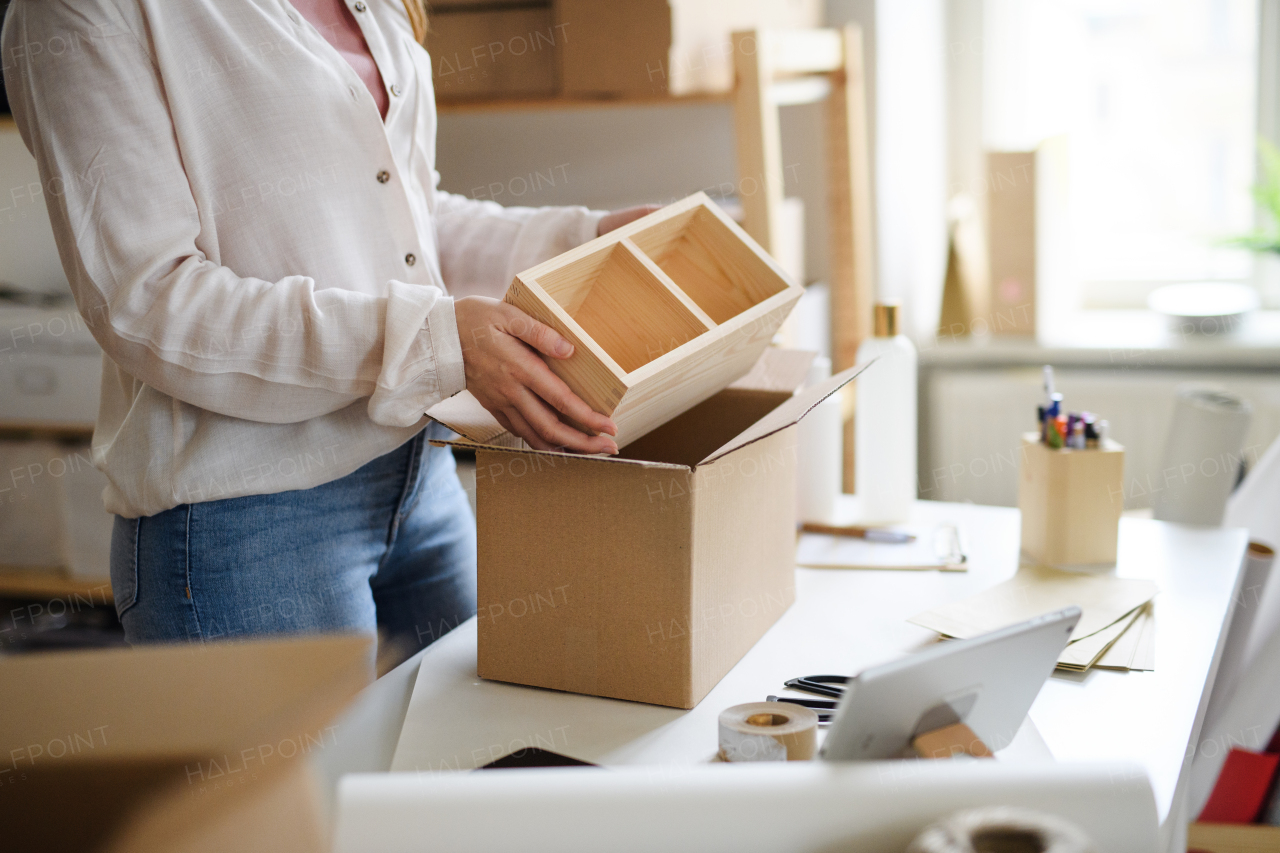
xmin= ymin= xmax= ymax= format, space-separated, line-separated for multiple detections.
xmin=718 ymin=702 xmax=818 ymax=762
xmin=906 ymin=806 xmax=1097 ymax=853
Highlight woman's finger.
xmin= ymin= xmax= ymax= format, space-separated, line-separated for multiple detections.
xmin=502 ymin=406 xmax=557 ymax=452
xmin=511 ymin=347 xmax=617 ymax=437
xmin=499 ymin=304 xmax=574 ymax=360
xmin=513 ymin=387 xmax=618 ymax=455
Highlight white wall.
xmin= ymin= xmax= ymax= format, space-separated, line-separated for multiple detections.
xmin=827 ymin=0 xmax=949 ymax=340
xmin=435 ymin=98 xmax=832 ymax=284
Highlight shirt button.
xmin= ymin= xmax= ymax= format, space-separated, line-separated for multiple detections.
xmin=348 ymin=85 xmax=359 ymax=99
xmin=390 ymin=83 xmax=402 ymax=97
xmin=353 ymin=1 xmax=367 ymax=11
xmin=405 ymin=253 xmax=417 ymax=266
xmin=376 ymin=170 xmax=390 ymax=184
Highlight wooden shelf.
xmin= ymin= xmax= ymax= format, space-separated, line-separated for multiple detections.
xmin=0 ymin=421 xmax=94 ymax=441
xmin=435 ymin=91 xmax=732 ymax=115
xmin=0 ymin=566 xmax=112 ymax=602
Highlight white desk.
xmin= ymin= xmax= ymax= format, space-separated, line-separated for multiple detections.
xmin=378 ymin=500 xmax=1246 ymax=850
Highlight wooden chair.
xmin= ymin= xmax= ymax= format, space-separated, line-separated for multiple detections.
xmin=731 ymin=26 xmax=875 ymax=486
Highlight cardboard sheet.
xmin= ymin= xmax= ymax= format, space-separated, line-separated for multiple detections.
xmin=908 ymin=565 xmax=1157 ymax=645
xmin=426 ymin=391 xmax=514 ymax=446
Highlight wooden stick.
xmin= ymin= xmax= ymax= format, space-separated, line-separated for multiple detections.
xmin=800 ymin=522 xmax=916 ymax=541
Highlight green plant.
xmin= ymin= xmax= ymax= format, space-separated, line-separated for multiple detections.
xmin=1227 ymin=137 xmax=1280 ymax=254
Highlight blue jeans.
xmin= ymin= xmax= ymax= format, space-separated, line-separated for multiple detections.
xmin=110 ymin=425 xmax=476 ymax=654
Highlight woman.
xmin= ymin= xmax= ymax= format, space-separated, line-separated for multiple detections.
xmin=2 ymin=0 xmax=649 ymax=656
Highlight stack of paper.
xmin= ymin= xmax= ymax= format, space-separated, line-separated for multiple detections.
xmin=908 ymin=565 xmax=1157 ymax=672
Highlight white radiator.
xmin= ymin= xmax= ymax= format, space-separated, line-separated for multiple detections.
xmin=922 ymin=367 xmax=1280 ymax=509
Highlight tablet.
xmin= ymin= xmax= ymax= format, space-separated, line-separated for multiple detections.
xmin=820 ymin=606 xmax=1081 ymax=761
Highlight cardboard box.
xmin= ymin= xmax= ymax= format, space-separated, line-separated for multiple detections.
xmin=1018 ymin=433 xmax=1125 ymax=568
xmin=503 ymin=192 xmax=803 ymax=448
xmin=424 ymin=0 xmax=822 ymax=100
xmin=426 ymin=2 xmax=561 ymax=100
xmin=0 ymin=635 xmax=370 ymax=853
xmin=557 ymin=0 xmax=822 ymax=97
xmin=431 ymin=350 xmax=866 ymax=708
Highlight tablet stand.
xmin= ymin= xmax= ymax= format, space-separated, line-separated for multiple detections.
xmin=911 ymin=722 xmax=994 ymax=760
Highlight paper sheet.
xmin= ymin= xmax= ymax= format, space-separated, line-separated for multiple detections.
xmin=908 ymin=565 xmax=1157 ymax=644
xmin=795 ymin=525 xmax=966 ymax=572
xmin=1058 ymin=606 xmax=1142 ymax=671
xmin=1130 ymin=604 xmax=1156 ymax=671
xmin=1095 ymin=603 xmax=1155 ymax=672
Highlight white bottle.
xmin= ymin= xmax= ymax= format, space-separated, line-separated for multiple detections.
xmin=796 ymin=356 xmax=842 ymax=525
xmin=854 ymin=303 xmax=917 ymax=524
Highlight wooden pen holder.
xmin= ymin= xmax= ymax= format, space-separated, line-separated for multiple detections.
xmin=1018 ymin=433 xmax=1125 ymax=568
xmin=504 ymin=192 xmax=803 ymax=448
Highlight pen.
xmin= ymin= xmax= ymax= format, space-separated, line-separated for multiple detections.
xmin=800 ymin=523 xmax=916 ymax=543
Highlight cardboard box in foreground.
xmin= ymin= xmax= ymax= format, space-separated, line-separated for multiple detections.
xmin=0 ymin=635 xmax=370 ymax=853
xmin=431 ymin=350 xmax=866 ymax=708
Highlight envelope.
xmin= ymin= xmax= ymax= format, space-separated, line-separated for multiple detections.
xmin=908 ymin=564 xmax=1157 ymax=644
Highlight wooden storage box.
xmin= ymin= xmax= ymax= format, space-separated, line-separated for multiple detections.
xmin=1018 ymin=433 xmax=1125 ymax=568
xmin=505 ymin=192 xmax=803 ymax=448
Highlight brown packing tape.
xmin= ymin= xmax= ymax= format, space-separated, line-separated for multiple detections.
xmin=718 ymin=702 xmax=818 ymax=762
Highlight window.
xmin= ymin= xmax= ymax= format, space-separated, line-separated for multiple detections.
xmin=983 ymin=0 xmax=1260 ymax=309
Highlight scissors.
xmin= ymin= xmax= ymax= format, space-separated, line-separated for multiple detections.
xmin=766 ymin=674 xmax=849 ymax=723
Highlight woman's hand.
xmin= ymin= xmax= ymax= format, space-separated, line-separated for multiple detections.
xmin=598 ymin=204 xmax=662 ymax=236
xmin=454 ymin=296 xmax=619 ymax=454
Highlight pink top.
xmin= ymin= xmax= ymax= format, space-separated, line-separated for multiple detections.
xmin=292 ymin=0 xmax=389 ymax=118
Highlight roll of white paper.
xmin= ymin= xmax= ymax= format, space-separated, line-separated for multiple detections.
xmin=1191 ymin=541 xmax=1278 ymax=817
xmin=335 ymin=762 xmax=1158 ymax=853
xmin=1152 ymin=386 xmax=1251 ymax=525
xmin=1203 ymin=541 xmax=1276 ymax=731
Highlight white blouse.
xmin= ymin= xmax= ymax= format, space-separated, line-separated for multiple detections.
xmin=2 ymin=0 xmax=601 ymax=517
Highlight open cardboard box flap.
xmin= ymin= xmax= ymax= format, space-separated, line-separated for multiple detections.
xmin=698 ymin=359 xmax=871 ymax=465
xmin=428 ymin=349 xmax=872 ymax=469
